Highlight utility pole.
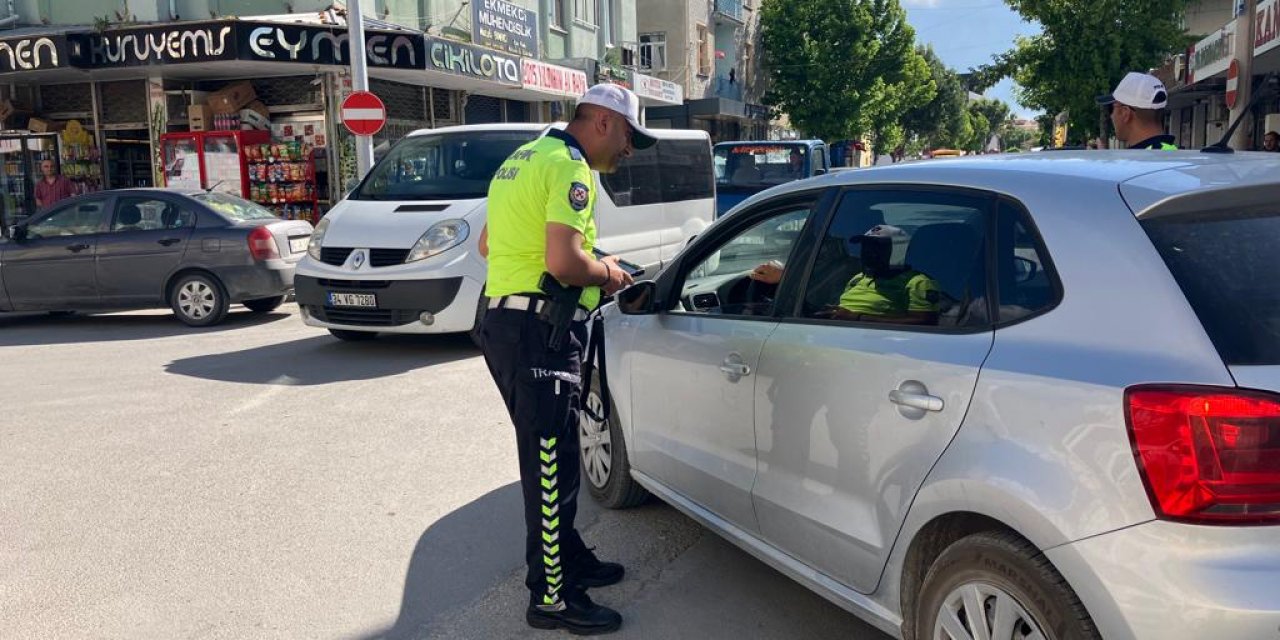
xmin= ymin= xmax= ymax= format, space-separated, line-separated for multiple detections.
xmin=348 ymin=0 xmax=375 ymax=177
xmin=1230 ymin=0 xmax=1258 ymax=149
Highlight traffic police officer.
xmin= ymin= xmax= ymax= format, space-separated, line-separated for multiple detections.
xmin=1097 ymin=72 xmax=1178 ymax=150
xmin=480 ymin=83 xmax=654 ymax=635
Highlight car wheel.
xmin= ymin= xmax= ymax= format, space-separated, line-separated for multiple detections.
xmin=469 ymin=292 xmax=488 ymax=348
xmin=581 ymin=376 xmax=649 ymax=509
xmin=170 ymin=273 xmax=229 ymax=327
xmin=243 ymin=296 xmax=285 ymax=313
xmin=916 ymin=531 xmax=1101 ymax=640
xmin=328 ymin=328 xmax=377 ymax=341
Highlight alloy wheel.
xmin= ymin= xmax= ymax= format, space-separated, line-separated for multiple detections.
xmin=934 ymin=582 xmax=1049 ymax=640
xmin=579 ymin=390 xmax=612 ymax=489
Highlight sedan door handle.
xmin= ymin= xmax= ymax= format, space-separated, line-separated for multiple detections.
xmin=719 ymin=353 xmax=752 ymax=379
xmin=889 ymin=389 xmax=944 ymax=412
xmin=66 ymin=243 xmax=90 ymax=253
xmin=157 ymin=238 xmax=182 ymax=246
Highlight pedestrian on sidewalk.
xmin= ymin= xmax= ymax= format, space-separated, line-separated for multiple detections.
xmin=1097 ymin=72 xmax=1177 ymax=150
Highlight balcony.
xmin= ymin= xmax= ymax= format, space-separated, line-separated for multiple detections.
xmin=712 ymin=74 xmax=743 ymax=101
xmin=714 ymin=0 xmax=744 ymax=24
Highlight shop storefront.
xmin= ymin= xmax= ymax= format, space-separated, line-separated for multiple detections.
xmin=1167 ymin=20 xmax=1236 ymax=148
xmin=1250 ymin=0 xmax=1280 ymax=146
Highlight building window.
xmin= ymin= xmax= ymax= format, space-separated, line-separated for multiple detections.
xmin=697 ymin=24 xmax=711 ymax=76
xmin=640 ymin=33 xmax=667 ymax=71
xmin=550 ymin=0 xmax=565 ymax=29
xmin=576 ymin=0 xmax=596 ymax=25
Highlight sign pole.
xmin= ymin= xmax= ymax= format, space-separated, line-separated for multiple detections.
xmin=1230 ymin=0 xmax=1258 ymax=149
xmin=348 ymin=0 xmax=375 ymax=178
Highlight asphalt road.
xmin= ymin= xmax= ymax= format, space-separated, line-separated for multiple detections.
xmin=0 ymin=305 xmax=892 ymax=640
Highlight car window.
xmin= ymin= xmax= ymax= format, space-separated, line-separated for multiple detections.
xmin=192 ymin=192 xmax=276 ymax=222
xmin=110 ymin=197 xmax=195 ymax=232
xmin=674 ymin=204 xmax=813 ymax=316
xmin=995 ymin=200 xmax=1058 ymax=324
xmin=600 ymin=138 xmax=714 ymax=206
xmin=1142 ymin=210 xmax=1280 ymax=365
xmin=798 ymin=189 xmax=989 ymax=329
xmin=27 ymin=199 xmax=108 ymax=239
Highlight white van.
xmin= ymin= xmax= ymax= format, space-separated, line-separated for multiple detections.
xmin=294 ymin=123 xmax=715 ymax=342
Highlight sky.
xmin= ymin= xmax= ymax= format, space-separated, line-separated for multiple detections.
xmin=900 ymin=0 xmax=1043 ymax=119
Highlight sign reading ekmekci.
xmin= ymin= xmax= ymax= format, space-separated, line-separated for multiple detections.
xmin=472 ymin=0 xmax=539 ymax=58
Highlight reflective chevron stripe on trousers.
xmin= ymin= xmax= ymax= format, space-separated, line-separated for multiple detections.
xmin=479 ymin=307 xmax=591 ymax=608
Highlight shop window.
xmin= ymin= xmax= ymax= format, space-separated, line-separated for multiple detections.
xmin=101 ymin=80 xmax=147 ymax=125
xmin=431 ymin=89 xmax=459 ymax=125
xmin=465 ymin=95 xmax=504 ymax=125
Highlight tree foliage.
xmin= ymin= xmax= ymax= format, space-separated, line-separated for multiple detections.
xmin=902 ymin=46 xmax=968 ymax=149
xmin=760 ymin=0 xmax=935 ymax=149
xmin=970 ymin=0 xmax=1192 ymax=139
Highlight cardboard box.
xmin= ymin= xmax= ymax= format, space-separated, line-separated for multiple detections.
xmin=243 ymin=100 xmax=270 ymax=119
xmin=27 ymin=117 xmax=64 ymax=133
xmin=188 ymin=104 xmax=214 ymax=131
xmin=238 ymin=109 xmax=270 ymax=131
xmin=207 ymin=80 xmax=257 ymax=114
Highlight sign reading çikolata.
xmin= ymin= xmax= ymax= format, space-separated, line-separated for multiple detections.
xmin=0 ymin=34 xmax=68 ymax=73
xmin=426 ymin=36 xmax=520 ymax=85
xmin=472 ymin=0 xmax=538 ymax=58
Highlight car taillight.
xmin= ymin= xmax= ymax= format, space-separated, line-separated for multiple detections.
xmin=248 ymin=226 xmax=280 ymax=261
xmin=1126 ymin=385 xmax=1280 ymax=524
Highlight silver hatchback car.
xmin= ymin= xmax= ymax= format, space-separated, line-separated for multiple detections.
xmin=583 ymin=152 xmax=1280 ymax=640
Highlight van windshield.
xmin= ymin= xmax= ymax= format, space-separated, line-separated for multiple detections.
xmin=353 ymin=130 xmax=538 ymax=201
xmin=714 ymin=143 xmax=808 ymax=192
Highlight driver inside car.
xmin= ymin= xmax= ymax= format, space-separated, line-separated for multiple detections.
xmin=749 ymin=224 xmax=941 ymax=325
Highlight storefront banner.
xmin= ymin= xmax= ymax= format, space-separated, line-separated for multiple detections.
xmin=239 ymin=23 xmax=422 ymax=70
xmin=426 ymin=36 xmax=521 ymax=86
xmin=0 ymin=34 xmax=68 ymax=73
xmin=71 ymin=22 xmax=238 ymax=67
xmin=1189 ymin=19 xmax=1236 ymax=84
xmin=521 ymin=59 xmax=587 ymax=98
xmin=630 ymin=71 xmax=682 ymax=104
xmin=1257 ymin=0 xmax=1280 ymax=57
xmin=473 ymin=0 xmax=538 ymax=58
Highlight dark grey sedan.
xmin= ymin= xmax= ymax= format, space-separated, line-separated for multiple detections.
xmin=0 ymin=189 xmax=313 ymax=326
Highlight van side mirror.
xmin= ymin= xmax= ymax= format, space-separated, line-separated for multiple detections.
xmin=617 ymin=281 xmax=658 ymax=315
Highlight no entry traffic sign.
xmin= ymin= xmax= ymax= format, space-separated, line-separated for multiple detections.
xmin=342 ymin=91 xmax=386 ymax=136
xmin=1226 ymin=59 xmax=1239 ymax=110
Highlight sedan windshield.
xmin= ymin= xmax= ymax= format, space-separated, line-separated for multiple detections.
xmin=353 ymin=130 xmax=539 ymax=201
xmin=193 ymin=192 xmax=278 ymax=222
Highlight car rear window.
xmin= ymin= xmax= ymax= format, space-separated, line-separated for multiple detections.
xmin=1142 ymin=211 xmax=1280 ymax=365
xmin=193 ymin=192 xmax=277 ymax=222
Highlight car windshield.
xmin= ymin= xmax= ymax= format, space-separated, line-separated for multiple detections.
xmin=1142 ymin=210 xmax=1280 ymax=365
xmin=193 ymin=192 xmax=277 ymax=222
xmin=353 ymin=130 xmax=539 ymax=201
xmin=714 ymin=143 xmax=808 ymax=191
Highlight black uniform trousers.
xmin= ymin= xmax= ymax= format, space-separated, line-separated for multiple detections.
xmin=480 ymin=304 xmax=592 ymax=609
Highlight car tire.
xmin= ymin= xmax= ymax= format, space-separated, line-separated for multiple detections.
xmin=469 ymin=292 xmax=488 ymax=348
xmin=170 ymin=273 xmax=230 ymax=327
xmin=328 ymin=328 xmax=377 ymax=341
xmin=243 ymin=296 xmax=285 ymax=313
xmin=916 ymin=531 xmax=1101 ymax=640
xmin=581 ymin=376 xmax=649 ymax=509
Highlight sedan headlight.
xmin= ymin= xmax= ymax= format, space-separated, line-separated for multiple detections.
xmin=307 ymin=217 xmax=330 ymax=260
xmin=406 ymin=219 xmax=469 ymax=263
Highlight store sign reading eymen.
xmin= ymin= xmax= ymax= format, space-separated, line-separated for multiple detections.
xmin=0 ymin=36 xmax=63 ymax=72
xmin=1257 ymin=0 xmax=1280 ymax=57
xmin=472 ymin=0 xmax=539 ymax=58
xmin=243 ymin=24 xmax=421 ymax=69
xmin=427 ymin=36 xmax=520 ymax=85
xmin=75 ymin=23 xmax=237 ymax=66
xmin=521 ymin=59 xmax=587 ymax=97
xmin=1189 ymin=20 xmax=1236 ymax=83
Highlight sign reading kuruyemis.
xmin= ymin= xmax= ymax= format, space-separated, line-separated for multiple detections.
xmin=1190 ymin=20 xmax=1236 ymax=84
xmin=472 ymin=0 xmax=538 ymax=58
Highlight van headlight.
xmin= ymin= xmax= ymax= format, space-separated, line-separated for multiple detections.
xmin=406 ymin=219 xmax=469 ymax=262
xmin=307 ymin=217 xmax=330 ymax=260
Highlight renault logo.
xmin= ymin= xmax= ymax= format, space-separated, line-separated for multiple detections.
xmin=352 ymin=250 xmax=366 ymax=268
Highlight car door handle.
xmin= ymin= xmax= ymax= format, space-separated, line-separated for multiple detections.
xmin=889 ymin=389 xmax=944 ymax=412
xmin=66 ymin=243 xmax=90 ymax=253
xmin=719 ymin=354 xmax=752 ymax=378
xmin=157 ymin=238 xmax=182 ymax=246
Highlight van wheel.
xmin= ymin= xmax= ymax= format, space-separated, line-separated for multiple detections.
xmin=468 ymin=293 xmax=488 ymax=348
xmin=170 ymin=273 xmax=229 ymax=327
xmin=581 ymin=376 xmax=649 ymax=509
xmin=916 ymin=531 xmax=1100 ymax=640
xmin=329 ymin=328 xmax=377 ymax=341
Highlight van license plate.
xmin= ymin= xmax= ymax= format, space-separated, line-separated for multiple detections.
xmin=328 ymin=292 xmax=377 ymax=308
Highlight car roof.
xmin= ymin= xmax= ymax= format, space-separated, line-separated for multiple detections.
xmin=751 ymin=150 xmax=1280 ymax=217
xmin=88 ymin=187 xmax=208 ymax=197
xmin=404 ymin=122 xmax=710 ymax=141
xmin=715 ymin=140 xmax=824 ymax=147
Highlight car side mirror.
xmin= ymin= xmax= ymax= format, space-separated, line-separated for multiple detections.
xmin=1013 ymin=256 xmax=1038 ymax=283
xmin=813 ymin=168 xmax=827 ymax=176
xmin=617 ymin=281 xmax=658 ymax=315
xmin=11 ymin=224 xmax=27 ymax=242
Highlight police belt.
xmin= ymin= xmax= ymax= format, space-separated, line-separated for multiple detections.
xmin=488 ymin=294 xmax=589 ymax=322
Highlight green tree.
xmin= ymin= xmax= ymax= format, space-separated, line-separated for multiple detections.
xmin=760 ymin=0 xmax=935 ymax=150
xmin=902 ymin=45 xmax=968 ymax=149
xmin=970 ymin=0 xmax=1191 ymax=139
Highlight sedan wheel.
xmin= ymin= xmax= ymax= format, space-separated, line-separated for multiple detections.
xmin=580 ymin=389 xmax=612 ymax=490
xmin=935 ymin=583 xmax=1045 ymax=640
xmin=170 ymin=274 xmax=229 ymax=327
xmin=581 ymin=377 xmax=649 ymax=509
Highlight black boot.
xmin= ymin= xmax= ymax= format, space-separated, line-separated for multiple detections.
xmin=526 ymin=589 xmax=622 ymax=635
xmin=577 ymin=553 xmax=625 ymax=588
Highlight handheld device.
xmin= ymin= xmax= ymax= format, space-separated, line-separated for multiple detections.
xmin=592 ymin=248 xmax=645 ymax=278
